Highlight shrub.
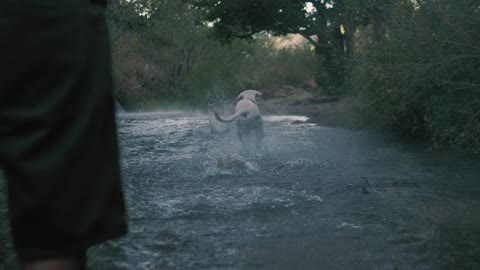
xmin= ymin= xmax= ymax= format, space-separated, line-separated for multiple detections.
xmin=353 ymin=0 xmax=480 ymax=151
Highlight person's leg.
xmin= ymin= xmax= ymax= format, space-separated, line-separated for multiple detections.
xmin=21 ymin=254 xmax=86 ymax=270
xmin=0 ymin=1 xmax=127 ymax=268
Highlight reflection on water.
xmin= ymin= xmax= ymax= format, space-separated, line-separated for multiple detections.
xmin=1 ymin=112 xmax=479 ymax=270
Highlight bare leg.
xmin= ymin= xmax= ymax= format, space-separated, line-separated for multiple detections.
xmin=22 ymin=256 xmax=86 ymax=270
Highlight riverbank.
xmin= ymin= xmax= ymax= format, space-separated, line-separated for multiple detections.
xmin=259 ymin=95 xmax=360 ymax=129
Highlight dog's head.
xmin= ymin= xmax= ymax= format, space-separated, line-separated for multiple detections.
xmin=237 ymin=90 xmax=263 ymax=102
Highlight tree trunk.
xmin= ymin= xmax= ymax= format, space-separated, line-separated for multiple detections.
xmin=370 ymin=7 xmax=386 ymax=43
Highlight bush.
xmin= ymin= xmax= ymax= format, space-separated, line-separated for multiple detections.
xmin=353 ymin=0 xmax=480 ymax=151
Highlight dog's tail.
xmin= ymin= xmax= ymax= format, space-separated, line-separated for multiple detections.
xmin=214 ymin=109 xmax=247 ymax=123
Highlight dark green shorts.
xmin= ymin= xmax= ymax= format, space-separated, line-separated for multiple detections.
xmin=0 ymin=0 xmax=127 ymax=262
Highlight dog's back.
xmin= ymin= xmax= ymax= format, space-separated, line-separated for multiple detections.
xmin=214 ymin=90 xmax=265 ymax=150
xmin=235 ymin=99 xmax=260 ymax=120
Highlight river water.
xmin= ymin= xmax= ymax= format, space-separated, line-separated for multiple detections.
xmin=1 ymin=112 xmax=479 ymax=269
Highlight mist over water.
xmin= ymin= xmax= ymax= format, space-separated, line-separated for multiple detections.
xmin=1 ymin=112 xmax=479 ymax=269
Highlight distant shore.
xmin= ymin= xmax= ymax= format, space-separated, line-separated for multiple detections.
xmin=259 ymin=95 xmax=359 ymax=128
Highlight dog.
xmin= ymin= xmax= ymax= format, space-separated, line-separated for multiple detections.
xmin=214 ymin=90 xmax=264 ymax=150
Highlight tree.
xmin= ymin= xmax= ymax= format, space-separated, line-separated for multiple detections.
xmin=185 ymin=0 xmax=388 ymax=91
xmin=107 ymin=0 xmax=320 ymax=109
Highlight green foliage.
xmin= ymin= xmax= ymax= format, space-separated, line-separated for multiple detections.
xmin=186 ymin=0 xmax=386 ymax=92
xmin=353 ymin=0 xmax=480 ymax=151
xmin=186 ymin=0 xmax=311 ymax=42
xmin=107 ymin=0 xmax=320 ymax=110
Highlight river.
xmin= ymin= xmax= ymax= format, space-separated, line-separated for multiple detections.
xmin=1 ymin=112 xmax=479 ymax=269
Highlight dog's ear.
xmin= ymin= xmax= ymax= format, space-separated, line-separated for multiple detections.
xmin=236 ymin=93 xmax=244 ymax=101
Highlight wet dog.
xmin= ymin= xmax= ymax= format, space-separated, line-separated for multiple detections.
xmin=214 ymin=90 xmax=264 ymax=150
